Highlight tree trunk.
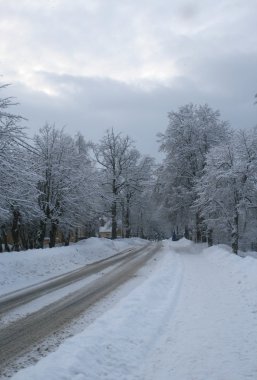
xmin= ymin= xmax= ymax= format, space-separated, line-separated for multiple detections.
xmin=184 ymin=225 xmax=189 ymax=239
xmin=49 ymin=221 xmax=58 ymax=248
xmin=20 ymin=226 xmax=29 ymax=250
xmin=125 ymin=196 xmax=130 ymax=238
xmin=231 ymin=212 xmax=239 ymax=254
xmin=11 ymin=209 xmax=21 ymax=251
xmin=64 ymin=236 xmax=70 ymax=246
xmin=75 ymin=228 xmax=78 ymax=243
xmin=196 ymin=212 xmax=203 ymax=243
xmin=63 ymin=230 xmax=70 ymax=246
xmin=1 ymin=225 xmax=10 ymax=252
xmin=37 ymin=220 xmax=46 ymax=249
xmin=201 ymin=226 xmax=207 ymax=243
xmin=207 ymin=228 xmax=213 ymax=247
xmin=111 ymin=200 xmax=117 ymax=240
xmin=139 ymin=210 xmax=144 ymax=239
xmin=111 ymin=177 xmax=118 ymax=240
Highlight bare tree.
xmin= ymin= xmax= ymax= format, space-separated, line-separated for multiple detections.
xmin=0 ymin=84 xmax=40 ymax=250
xmin=33 ymin=124 xmax=98 ymax=247
xmin=195 ymin=128 xmax=257 ymax=253
xmin=158 ymin=103 xmax=230 ymax=241
xmin=94 ymin=129 xmax=136 ymax=239
xmin=121 ymin=154 xmax=154 ymax=238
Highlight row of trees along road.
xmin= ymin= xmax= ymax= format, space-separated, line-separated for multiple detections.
xmin=1 ymin=83 xmax=257 ymax=254
xmin=158 ymin=103 xmax=257 ymax=254
xmin=0 ymin=85 xmax=161 ymax=251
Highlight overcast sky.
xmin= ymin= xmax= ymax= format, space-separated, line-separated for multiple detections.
xmin=1 ymin=0 xmax=257 ymax=156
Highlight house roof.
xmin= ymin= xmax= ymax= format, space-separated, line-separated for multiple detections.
xmin=99 ymin=221 xmax=112 ymax=233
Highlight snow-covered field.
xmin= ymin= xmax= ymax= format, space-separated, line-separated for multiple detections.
xmin=1 ymin=238 xmax=257 ymax=380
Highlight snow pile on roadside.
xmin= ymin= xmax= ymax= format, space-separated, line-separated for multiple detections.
xmin=165 ymin=237 xmax=195 ymax=250
xmin=203 ymin=244 xmax=257 ymax=297
xmin=0 ymin=238 xmax=146 ymax=297
xmin=143 ymin=240 xmax=257 ymax=380
xmin=11 ymin=245 xmax=182 ymax=380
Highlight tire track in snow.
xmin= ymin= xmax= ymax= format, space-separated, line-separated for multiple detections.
xmin=0 ymin=244 xmax=150 ymax=316
xmin=0 ymin=242 xmax=160 ymax=376
xmin=8 ymin=243 xmax=184 ymax=380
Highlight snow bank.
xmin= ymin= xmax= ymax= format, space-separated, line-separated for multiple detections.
xmin=143 ymin=239 xmax=257 ymax=380
xmin=0 ymin=238 xmax=146 ymax=297
xmin=202 ymin=243 xmax=257 ymax=297
xmin=164 ymin=237 xmax=194 ymax=249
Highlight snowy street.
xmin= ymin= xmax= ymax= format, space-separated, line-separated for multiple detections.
xmin=0 ymin=243 xmax=158 ymax=368
xmin=1 ymin=238 xmax=256 ymax=379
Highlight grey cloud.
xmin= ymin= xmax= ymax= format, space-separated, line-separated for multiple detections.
xmin=1 ymin=0 xmax=257 ymax=158
xmin=7 ymin=68 xmax=256 ymax=161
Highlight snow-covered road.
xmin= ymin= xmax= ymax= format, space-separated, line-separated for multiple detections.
xmin=0 ymin=242 xmax=159 ymax=375
xmin=7 ymin=238 xmax=257 ymax=380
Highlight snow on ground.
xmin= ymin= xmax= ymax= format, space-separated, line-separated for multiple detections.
xmin=9 ymin=238 xmax=257 ymax=380
xmin=0 ymin=238 xmax=146 ymax=297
